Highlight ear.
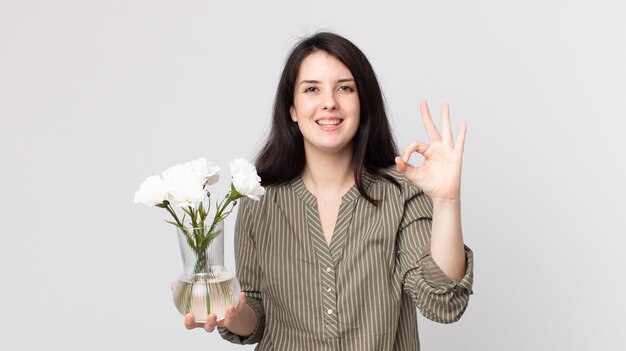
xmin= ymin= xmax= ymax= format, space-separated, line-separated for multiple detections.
xmin=290 ymin=106 xmax=297 ymax=122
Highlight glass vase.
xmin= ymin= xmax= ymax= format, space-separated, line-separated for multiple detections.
xmin=172 ymin=221 xmax=241 ymax=322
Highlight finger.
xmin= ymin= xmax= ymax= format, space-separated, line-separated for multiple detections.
xmin=441 ymin=103 xmax=453 ymax=147
xmin=185 ymin=313 xmax=204 ymax=330
xmin=184 ymin=313 xmax=194 ymax=330
xmin=224 ymin=306 xmax=235 ymax=321
xmin=394 ymin=156 xmax=407 ymax=172
xmin=420 ymin=100 xmax=442 ymax=143
xmin=204 ymin=313 xmax=218 ymax=332
xmin=454 ymin=120 xmax=467 ymax=155
xmin=401 ymin=140 xmax=430 ymax=163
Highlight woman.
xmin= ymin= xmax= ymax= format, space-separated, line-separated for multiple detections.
xmin=184 ymin=32 xmax=473 ymax=350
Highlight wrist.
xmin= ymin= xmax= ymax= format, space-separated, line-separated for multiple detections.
xmin=430 ymin=197 xmax=461 ymax=207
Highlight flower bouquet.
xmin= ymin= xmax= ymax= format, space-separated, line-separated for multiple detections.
xmin=134 ymin=158 xmax=264 ymax=322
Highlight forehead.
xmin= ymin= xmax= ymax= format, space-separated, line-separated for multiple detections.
xmin=297 ymin=51 xmax=353 ymax=80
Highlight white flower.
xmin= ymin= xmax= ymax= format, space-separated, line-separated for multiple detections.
xmin=134 ymin=175 xmax=168 ymax=206
xmin=164 ymin=158 xmax=220 ymax=187
xmin=162 ymin=161 xmax=206 ymax=208
xmin=230 ymin=158 xmax=265 ymax=201
xmin=167 ymin=178 xmax=206 ymax=208
xmin=188 ymin=158 xmax=220 ymax=187
xmin=161 ymin=163 xmax=192 ymax=183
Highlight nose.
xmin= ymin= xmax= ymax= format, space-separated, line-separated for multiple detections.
xmin=322 ymin=91 xmax=338 ymax=110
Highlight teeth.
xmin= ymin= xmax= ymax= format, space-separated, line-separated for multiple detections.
xmin=317 ymin=119 xmax=341 ymax=126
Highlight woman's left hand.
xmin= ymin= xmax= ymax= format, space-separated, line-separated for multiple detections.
xmin=395 ymin=100 xmax=467 ymax=202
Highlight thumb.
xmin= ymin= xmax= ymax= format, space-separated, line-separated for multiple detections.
xmin=237 ymin=292 xmax=247 ymax=311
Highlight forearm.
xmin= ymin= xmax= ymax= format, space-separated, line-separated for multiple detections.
xmin=430 ymin=198 xmax=466 ymax=282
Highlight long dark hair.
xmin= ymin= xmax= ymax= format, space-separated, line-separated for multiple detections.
xmin=255 ymin=32 xmax=400 ymax=205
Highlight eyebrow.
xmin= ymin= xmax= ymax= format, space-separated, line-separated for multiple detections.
xmin=298 ymin=78 xmax=355 ymax=85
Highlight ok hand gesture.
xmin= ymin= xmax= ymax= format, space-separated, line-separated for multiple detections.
xmin=395 ymin=101 xmax=467 ymax=202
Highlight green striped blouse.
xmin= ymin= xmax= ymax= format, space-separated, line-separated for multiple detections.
xmin=218 ymin=168 xmax=474 ymax=350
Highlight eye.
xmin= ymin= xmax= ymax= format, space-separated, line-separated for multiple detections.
xmin=304 ymin=86 xmax=318 ymax=93
xmin=338 ymin=85 xmax=354 ymax=92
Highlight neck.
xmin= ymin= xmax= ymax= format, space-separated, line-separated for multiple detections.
xmin=300 ymin=146 xmax=355 ymax=198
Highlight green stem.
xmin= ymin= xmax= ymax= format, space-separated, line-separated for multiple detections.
xmin=193 ymin=246 xmax=208 ymax=274
xmin=185 ymin=190 xmax=239 ymax=275
xmin=165 ymin=203 xmax=184 ymax=227
xmin=187 ymin=279 xmax=194 ymax=315
xmin=207 ymin=194 xmax=233 ymax=238
xmin=165 ymin=203 xmax=196 ymax=249
xmin=192 ymin=196 xmax=233 ymax=275
xmin=205 ymin=280 xmax=211 ymax=315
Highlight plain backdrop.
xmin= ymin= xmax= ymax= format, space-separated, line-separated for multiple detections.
xmin=1 ymin=1 xmax=625 ymax=350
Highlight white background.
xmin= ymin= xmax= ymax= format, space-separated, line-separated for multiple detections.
xmin=1 ymin=1 xmax=625 ymax=350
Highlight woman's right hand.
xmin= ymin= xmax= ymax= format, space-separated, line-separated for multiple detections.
xmin=170 ymin=282 xmax=256 ymax=336
xmin=183 ymin=292 xmax=248 ymax=333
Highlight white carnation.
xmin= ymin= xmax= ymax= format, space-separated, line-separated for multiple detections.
xmin=166 ymin=178 xmax=206 ymax=208
xmin=134 ymin=175 xmax=168 ymax=206
xmin=230 ymin=158 xmax=265 ymax=201
xmin=188 ymin=158 xmax=220 ymax=187
xmin=162 ymin=161 xmax=206 ymax=208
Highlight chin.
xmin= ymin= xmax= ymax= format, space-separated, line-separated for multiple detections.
xmin=308 ymin=142 xmax=353 ymax=155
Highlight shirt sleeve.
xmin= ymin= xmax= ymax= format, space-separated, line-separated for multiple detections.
xmin=396 ymin=188 xmax=474 ymax=324
xmin=217 ymin=197 xmax=266 ymax=344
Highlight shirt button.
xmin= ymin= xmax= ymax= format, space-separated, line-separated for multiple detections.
xmin=326 ymin=287 xmax=332 ymax=292
xmin=326 ymin=267 xmax=332 ymax=273
xmin=327 ymin=309 xmax=333 ymax=315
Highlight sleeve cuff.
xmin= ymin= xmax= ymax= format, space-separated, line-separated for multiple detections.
xmin=217 ymin=295 xmax=265 ymax=345
xmin=418 ymin=244 xmax=474 ymax=293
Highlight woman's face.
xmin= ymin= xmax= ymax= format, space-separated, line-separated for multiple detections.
xmin=290 ymin=51 xmax=360 ymax=157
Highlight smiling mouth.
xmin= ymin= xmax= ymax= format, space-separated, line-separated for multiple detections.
xmin=315 ymin=119 xmax=343 ymax=126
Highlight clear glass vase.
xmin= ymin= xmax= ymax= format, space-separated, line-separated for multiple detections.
xmin=172 ymin=221 xmax=241 ymax=322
